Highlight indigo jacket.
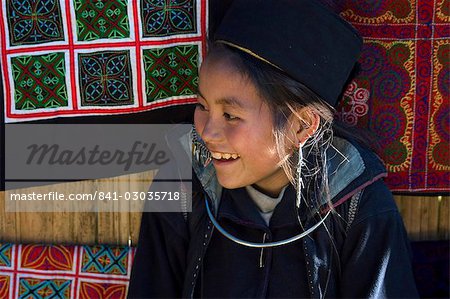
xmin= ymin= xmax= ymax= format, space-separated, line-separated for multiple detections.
xmin=128 ymin=126 xmax=419 ymax=298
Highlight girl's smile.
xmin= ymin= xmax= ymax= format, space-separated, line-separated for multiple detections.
xmin=209 ymin=150 xmax=240 ymax=160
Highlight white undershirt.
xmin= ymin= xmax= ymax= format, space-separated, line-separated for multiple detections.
xmin=245 ymin=185 xmax=288 ymax=226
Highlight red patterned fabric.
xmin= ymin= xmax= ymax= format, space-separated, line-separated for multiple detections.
xmin=1 ymin=0 xmax=447 ymax=193
xmin=0 ymin=243 xmax=135 ymax=299
xmin=335 ymin=0 xmax=449 ymax=193
xmin=0 ymin=0 xmax=207 ymax=122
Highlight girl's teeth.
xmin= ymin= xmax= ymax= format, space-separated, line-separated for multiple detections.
xmin=210 ymin=152 xmax=240 ymax=160
xmin=212 ymin=152 xmax=222 ymax=159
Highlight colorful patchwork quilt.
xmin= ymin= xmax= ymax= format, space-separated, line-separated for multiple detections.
xmin=0 ymin=243 xmax=135 ymax=298
xmin=0 ymin=0 xmax=206 ymax=122
xmin=0 ymin=241 xmax=445 ymax=298
xmin=335 ymin=0 xmax=449 ymax=193
xmin=1 ymin=0 xmax=448 ymax=193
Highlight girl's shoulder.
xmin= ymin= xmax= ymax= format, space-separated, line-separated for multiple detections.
xmin=328 ymin=136 xmax=387 ymax=204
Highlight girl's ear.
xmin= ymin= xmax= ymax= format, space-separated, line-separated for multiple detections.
xmin=292 ymin=107 xmax=320 ymax=148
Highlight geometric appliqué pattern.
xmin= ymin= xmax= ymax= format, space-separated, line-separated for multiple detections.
xmin=0 ymin=244 xmax=135 ymax=299
xmin=11 ymin=52 xmax=69 ymax=110
xmin=6 ymin=0 xmax=65 ymax=46
xmin=143 ymin=45 xmax=198 ymax=102
xmin=0 ymin=244 xmax=13 ymax=267
xmin=74 ymin=0 xmax=130 ymax=41
xmin=20 ymin=245 xmax=73 ymax=271
xmin=0 ymin=275 xmax=10 ymax=299
xmin=79 ymin=281 xmax=127 ymax=299
xmin=18 ymin=278 xmax=72 ymax=298
xmin=81 ymin=245 xmax=130 ymax=275
xmin=1 ymin=0 xmax=206 ymax=122
xmin=141 ymin=0 xmax=197 ymax=37
xmin=79 ymin=50 xmax=134 ymax=106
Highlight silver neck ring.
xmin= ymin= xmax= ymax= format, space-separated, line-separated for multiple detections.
xmin=205 ymin=198 xmax=331 ymax=248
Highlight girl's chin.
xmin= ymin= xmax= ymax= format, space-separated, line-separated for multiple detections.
xmin=216 ymin=175 xmax=244 ymax=190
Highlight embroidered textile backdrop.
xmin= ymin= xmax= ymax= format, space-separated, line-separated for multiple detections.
xmin=1 ymin=0 xmax=449 ymax=193
xmin=0 ymin=0 xmax=206 ymax=122
xmin=330 ymin=0 xmax=449 ymax=193
xmin=0 ymin=243 xmax=135 ymax=298
xmin=0 ymin=242 xmax=447 ymax=298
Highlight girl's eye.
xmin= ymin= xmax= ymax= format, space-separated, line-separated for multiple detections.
xmin=224 ymin=112 xmax=239 ymax=121
xmin=195 ymin=103 xmax=208 ymax=111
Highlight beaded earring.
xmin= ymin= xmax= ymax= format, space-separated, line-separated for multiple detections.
xmin=296 ymin=144 xmax=305 ymax=208
xmin=191 ymin=126 xmax=212 ymax=167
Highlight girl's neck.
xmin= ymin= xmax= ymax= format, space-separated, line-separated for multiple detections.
xmin=250 ymin=183 xmax=290 ymax=198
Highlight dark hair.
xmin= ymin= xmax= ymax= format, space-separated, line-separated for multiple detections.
xmin=204 ymin=42 xmax=377 ymax=215
xmin=206 ymin=42 xmax=376 ymax=150
xmin=205 ymin=42 xmax=333 ymax=213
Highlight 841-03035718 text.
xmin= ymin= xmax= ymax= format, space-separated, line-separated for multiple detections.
xmin=9 ymin=191 xmax=180 ymax=201
xmin=97 ymin=191 xmax=180 ymax=201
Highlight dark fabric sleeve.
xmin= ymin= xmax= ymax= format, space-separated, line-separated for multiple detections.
xmin=127 ymin=125 xmax=193 ymax=298
xmin=127 ymin=161 xmax=190 ymax=298
xmin=338 ymin=181 xmax=419 ymax=298
xmin=127 ymin=209 xmax=188 ymax=298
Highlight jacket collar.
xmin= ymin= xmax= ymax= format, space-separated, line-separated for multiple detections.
xmin=218 ymin=185 xmax=301 ymax=229
xmin=172 ymin=126 xmax=386 ymax=215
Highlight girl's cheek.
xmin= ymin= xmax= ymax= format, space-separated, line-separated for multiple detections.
xmin=194 ymin=109 xmax=206 ymax=135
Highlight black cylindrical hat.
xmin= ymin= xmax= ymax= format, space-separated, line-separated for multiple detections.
xmin=214 ymin=0 xmax=363 ymax=106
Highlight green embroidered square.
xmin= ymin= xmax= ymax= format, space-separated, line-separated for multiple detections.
xmin=74 ymin=0 xmax=130 ymax=41
xmin=6 ymin=0 xmax=65 ymax=46
xmin=141 ymin=0 xmax=197 ymax=37
xmin=11 ymin=52 xmax=68 ymax=110
xmin=143 ymin=45 xmax=199 ymax=102
xmin=78 ymin=50 xmax=134 ymax=106
xmin=18 ymin=278 xmax=72 ymax=298
xmin=81 ymin=245 xmax=129 ymax=275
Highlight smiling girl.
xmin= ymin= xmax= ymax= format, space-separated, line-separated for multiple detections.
xmin=195 ymin=53 xmax=292 ymax=196
xmin=128 ymin=1 xmax=418 ymax=298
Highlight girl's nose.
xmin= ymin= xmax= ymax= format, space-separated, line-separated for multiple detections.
xmin=199 ymin=117 xmax=224 ymax=144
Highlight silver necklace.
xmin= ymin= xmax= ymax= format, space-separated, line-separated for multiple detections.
xmin=205 ymin=198 xmax=331 ymax=248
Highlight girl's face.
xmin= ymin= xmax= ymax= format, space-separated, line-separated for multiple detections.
xmin=194 ymin=57 xmax=290 ymax=197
